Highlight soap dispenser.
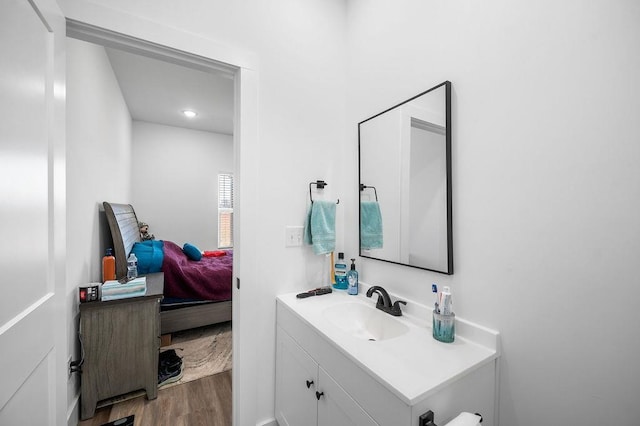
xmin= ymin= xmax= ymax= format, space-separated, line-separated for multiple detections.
xmin=347 ymin=259 xmax=358 ymax=295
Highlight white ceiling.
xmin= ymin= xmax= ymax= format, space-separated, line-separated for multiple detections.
xmin=105 ymin=47 xmax=234 ymax=135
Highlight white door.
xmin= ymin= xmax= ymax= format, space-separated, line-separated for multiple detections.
xmin=0 ymin=0 xmax=67 ymax=425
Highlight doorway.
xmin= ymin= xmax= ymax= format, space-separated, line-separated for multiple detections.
xmin=66 ymin=19 xmax=255 ymax=425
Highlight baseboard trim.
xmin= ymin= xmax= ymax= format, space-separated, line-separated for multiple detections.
xmin=67 ymin=394 xmax=79 ymax=426
xmin=256 ymin=419 xmax=277 ymax=426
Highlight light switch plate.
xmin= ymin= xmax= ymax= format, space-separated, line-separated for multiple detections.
xmin=285 ymin=226 xmax=304 ymax=247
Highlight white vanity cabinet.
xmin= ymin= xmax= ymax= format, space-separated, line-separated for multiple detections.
xmin=275 ymin=327 xmax=317 ymax=426
xmin=276 ymin=326 xmax=378 ymax=426
xmin=275 ymin=292 xmax=500 ymax=426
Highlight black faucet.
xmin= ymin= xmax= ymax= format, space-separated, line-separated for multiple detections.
xmin=366 ymin=286 xmax=407 ymax=316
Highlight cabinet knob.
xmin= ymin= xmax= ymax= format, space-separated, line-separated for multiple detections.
xmin=306 ymin=380 xmax=314 ymax=389
xmin=315 ymin=391 xmax=324 ymax=400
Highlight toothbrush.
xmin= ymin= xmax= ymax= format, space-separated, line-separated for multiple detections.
xmin=432 ymin=284 xmax=439 ymax=313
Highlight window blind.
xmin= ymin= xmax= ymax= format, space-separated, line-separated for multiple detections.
xmin=218 ymin=173 xmax=233 ymax=248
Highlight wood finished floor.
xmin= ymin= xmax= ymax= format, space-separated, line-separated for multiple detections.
xmin=78 ymin=370 xmax=232 ymax=426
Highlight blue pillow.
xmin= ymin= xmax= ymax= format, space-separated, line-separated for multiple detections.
xmin=131 ymin=240 xmax=164 ymax=274
xmin=183 ymin=243 xmax=202 ymax=261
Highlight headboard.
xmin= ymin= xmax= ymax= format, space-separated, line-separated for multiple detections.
xmin=103 ymin=202 xmax=141 ymax=279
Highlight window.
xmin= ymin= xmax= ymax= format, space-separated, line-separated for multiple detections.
xmin=218 ymin=173 xmax=233 ymax=248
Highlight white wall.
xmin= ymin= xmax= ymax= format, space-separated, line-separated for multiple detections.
xmin=65 ymin=38 xmax=132 ymax=414
xmin=346 ymin=1 xmax=640 ymax=425
xmin=59 ymin=3 xmax=640 ymax=426
xmin=131 ymin=121 xmax=233 ymax=250
xmin=60 ymin=1 xmax=348 ymax=424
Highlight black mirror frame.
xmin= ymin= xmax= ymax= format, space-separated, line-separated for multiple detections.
xmin=358 ymin=80 xmax=453 ymax=274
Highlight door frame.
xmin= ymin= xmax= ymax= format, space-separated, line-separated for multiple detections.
xmin=66 ymin=19 xmax=259 ymax=426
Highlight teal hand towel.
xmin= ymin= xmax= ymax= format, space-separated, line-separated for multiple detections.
xmin=304 ymin=205 xmax=313 ymax=245
xmin=360 ymin=201 xmax=383 ymax=249
xmin=304 ymin=200 xmax=336 ymax=255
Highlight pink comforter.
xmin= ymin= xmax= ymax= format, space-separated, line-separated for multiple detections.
xmin=161 ymin=240 xmax=232 ymax=301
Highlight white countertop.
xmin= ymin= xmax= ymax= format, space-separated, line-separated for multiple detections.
xmin=277 ymin=289 xmax=500 ymax=406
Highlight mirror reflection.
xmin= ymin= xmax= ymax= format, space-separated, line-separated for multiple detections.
xmin=358 ymin=81 xmax=452 ymax=274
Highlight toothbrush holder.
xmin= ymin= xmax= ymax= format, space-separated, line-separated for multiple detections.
xmin=432 ymin=311 xmax=455 ymax=343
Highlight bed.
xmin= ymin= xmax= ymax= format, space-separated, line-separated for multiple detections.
xmin=103 ymin=201 xmax=232 ymax=335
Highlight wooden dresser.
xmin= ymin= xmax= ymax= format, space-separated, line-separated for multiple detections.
xmin=79 ymin=273 xmax=164 ymax=420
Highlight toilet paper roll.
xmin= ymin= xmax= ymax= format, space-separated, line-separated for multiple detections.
xmin=442 ymin=412 xmax=482 ymax=426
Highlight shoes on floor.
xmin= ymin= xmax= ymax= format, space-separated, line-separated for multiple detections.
xmin=158 ymin=349 xmax=184 ymax=387
xmin=158 ymin=362 xmax=184 ymax=387
xmin=159 ymin=349 xmax=182 ymax=371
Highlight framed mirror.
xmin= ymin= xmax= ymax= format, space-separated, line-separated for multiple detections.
xmin=358 ymin=81 xmax=452 ymax=274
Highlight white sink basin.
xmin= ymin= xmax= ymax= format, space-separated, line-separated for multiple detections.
xmin=322 ymin=302 xmax=410 ymax=341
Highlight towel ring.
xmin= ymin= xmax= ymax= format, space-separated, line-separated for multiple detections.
xmin=359 ymin=184 xmax=378 ymax=201
xmin=309 ymin=180 xmax=339 ymax=204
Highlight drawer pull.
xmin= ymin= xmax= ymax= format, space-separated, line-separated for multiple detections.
xmin=306 ymin=380 xmax=314 ymax=389
xmin=315 ymin=391 xmax=324 ymax=400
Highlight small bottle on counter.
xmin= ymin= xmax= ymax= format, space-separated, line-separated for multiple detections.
xmin=347 ymin=258 xmax=359 ymax=295
xmin=102 ymin=248 xmax=116 ymax=282
xmin=333 ymin=252 xmax=347 ymax=290
xmin=127 ymin=253 xmax=138 ymax=280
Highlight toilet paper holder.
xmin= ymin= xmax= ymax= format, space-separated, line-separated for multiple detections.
xmin=418 ymin=410 xmax=435 ymax=426
xmin=418 ymin=410 xmax=483 ymax=426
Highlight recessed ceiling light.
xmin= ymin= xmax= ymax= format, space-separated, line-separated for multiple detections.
xmin=182 ymin=110 xmax=197 ymax=118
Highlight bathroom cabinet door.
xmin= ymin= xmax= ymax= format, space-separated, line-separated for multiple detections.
xmin=275 ymin=327 xmax=319 ymax=426
xmin=276 ymin=326 xmax=378 ymax=426
xmin=317 ymin=367 xmax=378 ymax=426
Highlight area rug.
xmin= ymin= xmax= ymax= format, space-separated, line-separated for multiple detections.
xmin=160 ymin=321 xmax=232 ymax=389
